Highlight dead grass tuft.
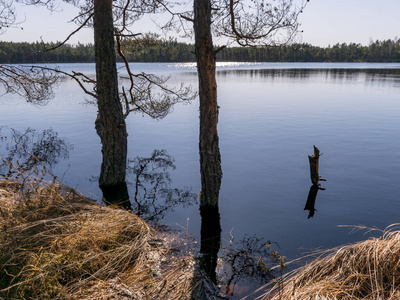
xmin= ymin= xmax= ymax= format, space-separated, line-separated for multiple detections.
xmin=258 ymin=225 xmax=400 ymax=300
xmin=0 ymin=180 xmax=199 ymax=299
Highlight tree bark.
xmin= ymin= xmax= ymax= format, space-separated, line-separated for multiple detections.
xmin=93 ymin=0 xmax=130 ymax=209
xmin=194 ymin=0 xmax=223 ymax=207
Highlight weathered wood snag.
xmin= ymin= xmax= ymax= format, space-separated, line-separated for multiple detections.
xmin=308 ymin=145 xmax=325 ymax=186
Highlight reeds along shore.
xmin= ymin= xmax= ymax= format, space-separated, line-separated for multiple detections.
xmin=257 ymin=225 xmax=400 ymax=300
xmin=2 ymin=179 xmax=400 ymax=300
xmin=0 ymin=180 xmax=205 ymax=300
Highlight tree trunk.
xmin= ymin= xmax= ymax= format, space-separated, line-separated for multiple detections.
xmin=194 ymin=0 xmax=223 ymax=207
xmin=93 ymin=0 xmax=130 ymax=209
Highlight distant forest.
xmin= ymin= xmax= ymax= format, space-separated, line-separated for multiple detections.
xmin=1 ymin=38 xmax=400 ymax=63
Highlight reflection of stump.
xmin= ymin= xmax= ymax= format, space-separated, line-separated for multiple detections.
xmin=308 ymin=145 xmax=323 ymax=186
xmin=304 ymin=185 xmax=319 ymax=218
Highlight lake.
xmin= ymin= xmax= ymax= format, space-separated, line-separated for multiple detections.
xmin=2 ymin=62 xmax=400 ymax=295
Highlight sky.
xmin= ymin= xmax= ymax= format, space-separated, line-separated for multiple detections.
xmin=1 ymin=0 xmax=400 ymax=47
xmin=299 ymin=0 xmax=400 ymax=46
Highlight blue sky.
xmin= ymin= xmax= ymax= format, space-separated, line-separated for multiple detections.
xmin=1 ymin=0 xmax=399 ymax=47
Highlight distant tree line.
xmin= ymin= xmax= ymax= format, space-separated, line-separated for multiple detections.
xmin=1 ymin=38 xmax=400 ymax=64
xmin=0 ymin=41 xmax=95 ymax=63
xmin=219 ymin=39 xmax=400 ymax=62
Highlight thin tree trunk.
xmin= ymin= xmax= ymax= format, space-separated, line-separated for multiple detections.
xmin=194 ymin=0 xmax=222 ymax=207
xmin=93 ymin=0 xmax=130 ymax=209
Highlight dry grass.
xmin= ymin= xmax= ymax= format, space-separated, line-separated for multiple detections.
xmin=256 ymin=225 xmax=400 ymax=300
xmin=0 ymin=180 xmax=200 ymax=299
xmin=9 ymin=178 xmax=400 ymax=300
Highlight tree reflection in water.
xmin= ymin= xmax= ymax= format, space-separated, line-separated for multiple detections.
xmin=217 ymin=235 xmax=281 ymax=298
xmin=126 ymin=149 xmax=198 ymax=222
xmin=200 ymin=205 xmax=221 ymax=284
xmin=0 ymin=127 xmax=71 ymax=179
xmin=198 ymin=207 xmax=283 ymax=298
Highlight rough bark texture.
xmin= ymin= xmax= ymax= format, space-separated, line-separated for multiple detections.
xmin=93 ymin=0 xmax=130 ymax=209
xmin=194 ymin=0 xmax=223 ymax=207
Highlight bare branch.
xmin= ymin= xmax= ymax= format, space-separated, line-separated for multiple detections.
xmin=215 ymin=0 xmax=309 ymax=47
xmin=33 ymin=66 xmax=97 ymax=99
xmin=16 ymin=0 xmax=57 ymax=11
xmin=70 ymin=8 xmax=94 ymax=23
xmin=119 ymin=70 xmax=196 ymax=119
xmin=42 ymin=11 xmax=94 ymax=51
xmin=113 ymin=8 xmax=197 ymax=119
xmin=180 ymin=14 xmax=194 ymax=23
xmin=114 ymin=33 xmax=142 ymax=37
xmin=0 ymin=0 xmax=15 ymax=33
xmin=0 ymin=65 xmax=58 ymax=104
xmin=214 ymin=45 xmax=226 ymax=54
xmin=0 ymin=0 xmax=27 ymax=34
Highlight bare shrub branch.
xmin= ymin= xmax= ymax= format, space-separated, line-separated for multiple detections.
xmin=1 ymin=0 xmax=196 ymax=120
xmin=42 ymin=11 xmax=94 ymax=51
xmin=0 ymin=65 xmax=58 ymax=104
xmin=213 ymin=0 xmax=309 ymax=47
xmin=33 ymin=65 xmax=97 ymax=98
xmin=114 ymin=17 xmax=197 ymax=119
xmin=0 ymin=0 xmax=18 ymax=34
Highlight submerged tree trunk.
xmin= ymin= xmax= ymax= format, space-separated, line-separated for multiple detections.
xmin=93 ymin=0 xmax=130 ymax=209
xmin=194 ymin=0 xmax=223 ymax=207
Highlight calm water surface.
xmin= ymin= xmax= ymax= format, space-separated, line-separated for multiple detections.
xmin=2 ymin=62 xmax=400 ymax=293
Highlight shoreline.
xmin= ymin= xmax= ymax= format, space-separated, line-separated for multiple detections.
xmin=1 ymin=179 xmax=399 ymax=299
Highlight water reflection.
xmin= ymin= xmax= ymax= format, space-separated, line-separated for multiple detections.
xmin=0 ymin=127 xmax=71 ymax=179
xmin=198 ymin=223 xmax=284 ymax=298
xmin=304 ymin=185 xmax=325 ymax=219
xmin=126 ymin=149 xmax=198 ymax=221
xmin=304 ymin=185 xmax=318 ymax=219
xmin=199 ymin=205 xmax=221 ymax=284
xmin=218 ymin=236 xmax=281 ymax=298
xmin=216 ymin=68 xmax=400 ymax=87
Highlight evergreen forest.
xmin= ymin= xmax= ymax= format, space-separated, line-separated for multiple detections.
xmin=1 ymin=38 xmax=400 ymax=64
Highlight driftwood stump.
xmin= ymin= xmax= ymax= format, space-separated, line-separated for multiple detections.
xmin=308 ymin=145 xmax=325 ymax=186
xmin=305 ymin=146 xmax=326 ymax=219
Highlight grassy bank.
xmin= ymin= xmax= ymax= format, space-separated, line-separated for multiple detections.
xmin=258 ymin=226 xmax=400 ymax=300
xmin=2 ymin=179 xmax=400 ymax=299
xmin=0 ymin=180 xmax=208 ymax=299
